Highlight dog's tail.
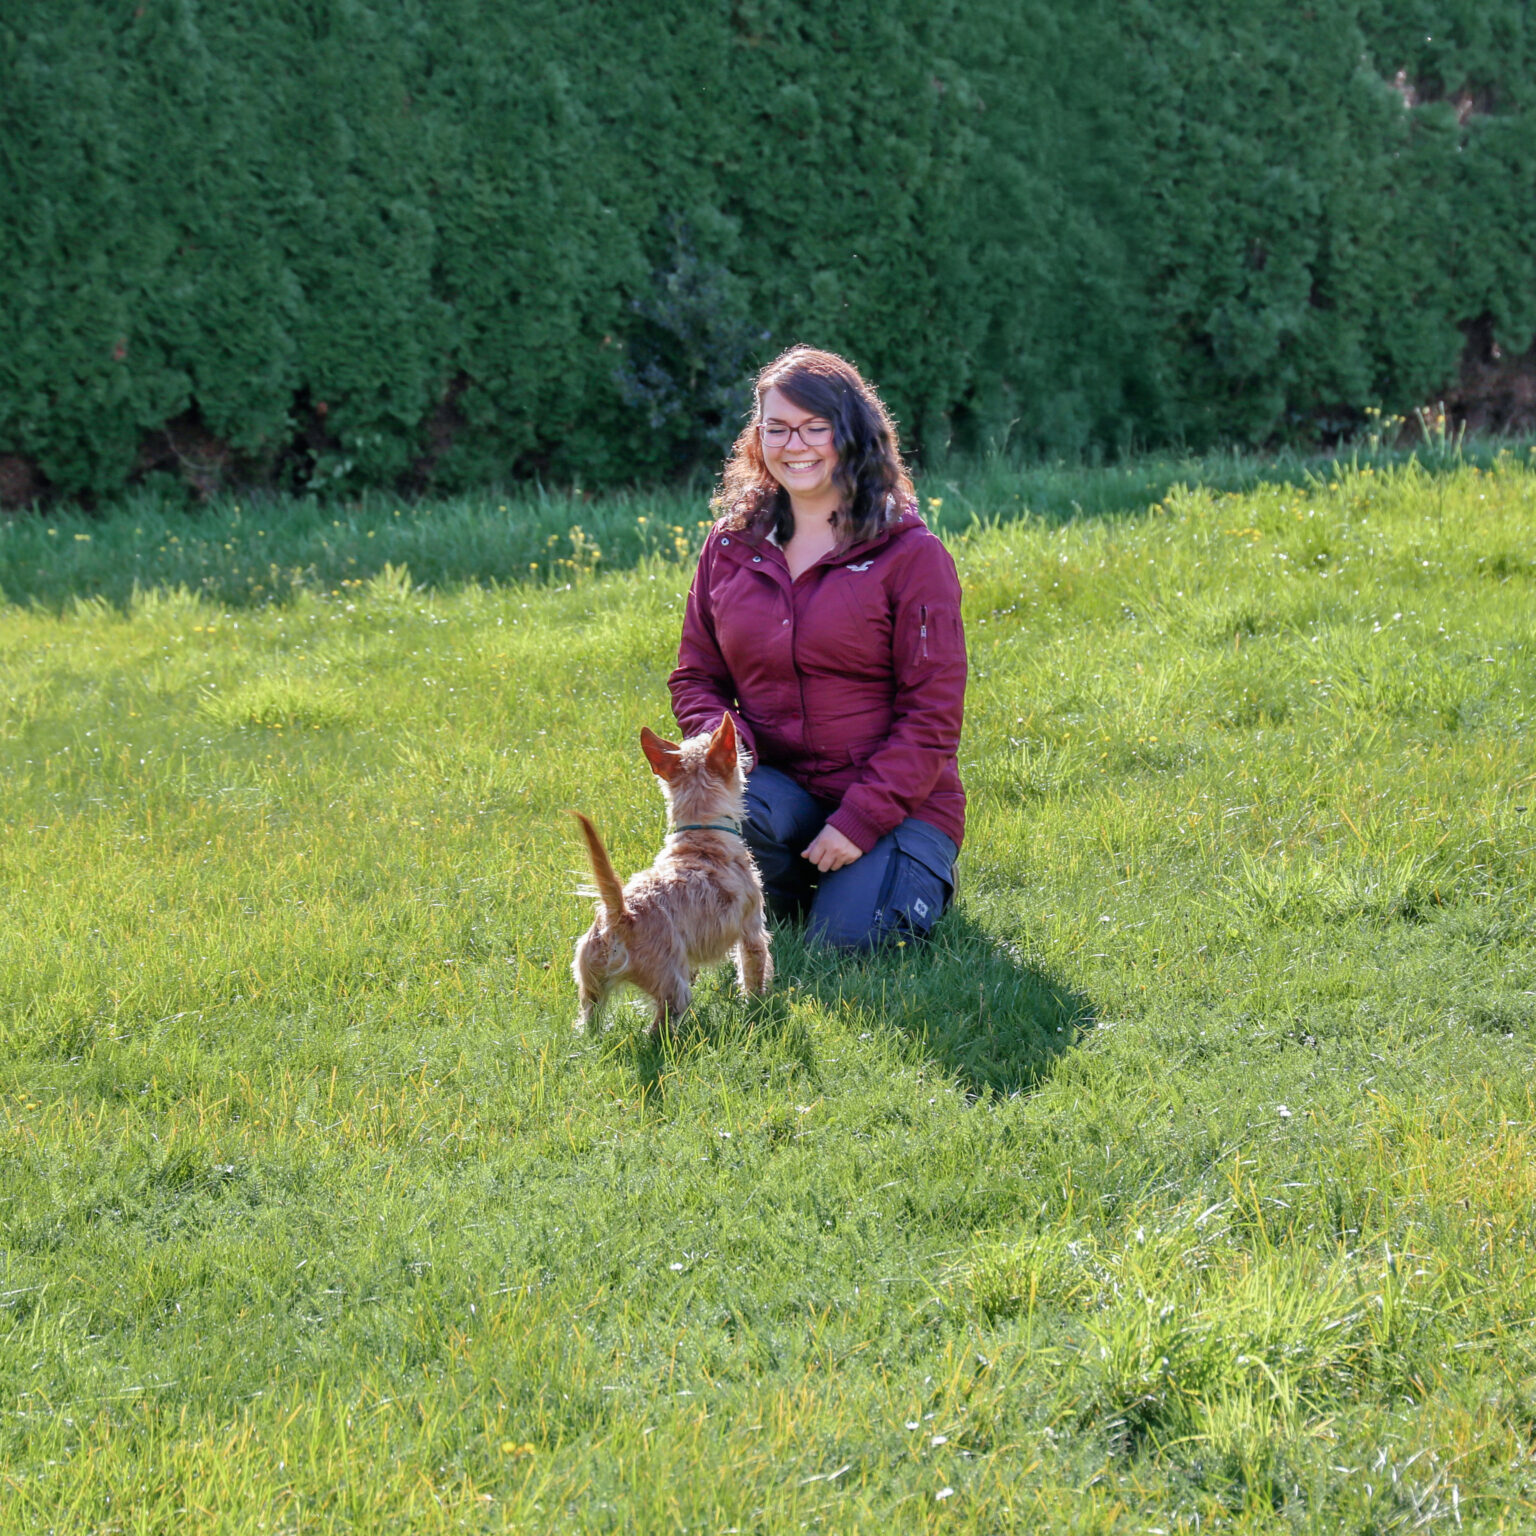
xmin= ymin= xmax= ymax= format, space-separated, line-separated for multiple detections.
xmin=568 ymin=811 xmax=630 ymax=926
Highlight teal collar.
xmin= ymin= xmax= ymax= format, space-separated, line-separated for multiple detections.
xmin=668 ymin=819 xmax=744 ymax=838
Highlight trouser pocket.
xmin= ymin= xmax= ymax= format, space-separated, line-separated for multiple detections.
xmin=874 ymin=821 xmax=958 ymax=939
xmin=801 ymin=818 xmax=960 ymax=951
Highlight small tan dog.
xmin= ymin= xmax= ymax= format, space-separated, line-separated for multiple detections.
xmin=570 ymin=713 xmax=772 ymax=1037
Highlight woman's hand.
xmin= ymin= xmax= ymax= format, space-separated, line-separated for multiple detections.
xmin=801 ymin=825 xmax=863 ymax=873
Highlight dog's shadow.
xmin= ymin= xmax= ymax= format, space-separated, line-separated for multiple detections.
xmin=626 ymin=910 xmax=1094 ymax=1101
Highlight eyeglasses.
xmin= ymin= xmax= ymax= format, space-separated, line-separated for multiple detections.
xmin=759 ymin=420 xmax=833 ymax=449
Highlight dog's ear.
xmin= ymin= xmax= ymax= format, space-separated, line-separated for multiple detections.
xmin=640 ymin=726 xmax=682 ymax=780
xmin=705 ymin=711 xmax=739 ymax=779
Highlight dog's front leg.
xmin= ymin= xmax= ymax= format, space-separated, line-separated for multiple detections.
xmin=736 ymin=909 xmax=773 ymax=997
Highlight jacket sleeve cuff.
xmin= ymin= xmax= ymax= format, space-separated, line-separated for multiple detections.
xmin=826 ymin=804 xmax=882 ymax=854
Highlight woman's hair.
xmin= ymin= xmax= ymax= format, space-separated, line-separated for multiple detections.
xmin=712 ymin=346 xmax=916 ymax=545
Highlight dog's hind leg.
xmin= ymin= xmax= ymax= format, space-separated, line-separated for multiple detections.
xmin=643 ymin=971 xmax=692 ymax=1041
xmin=574 ymin=976 xmax=607 ymax=1034
xmin=736 ymin=907 xmax=773 ymax=997
xmin=571 ymin=931 xmax=614 ymax=1034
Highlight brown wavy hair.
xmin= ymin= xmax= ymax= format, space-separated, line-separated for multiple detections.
xmin=711 ymin=346 xmax=916 ymax=546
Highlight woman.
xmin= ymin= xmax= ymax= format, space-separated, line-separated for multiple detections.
xmin=669 ymin=345 xmax=966 ymax=951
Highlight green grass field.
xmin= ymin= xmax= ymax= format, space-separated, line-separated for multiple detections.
xmin=2 ymin=451 xmax=1533 ymax=1532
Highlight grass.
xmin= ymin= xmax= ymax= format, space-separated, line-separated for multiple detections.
xmin=1 ymin=448 xmax=1533 ymax=1531
xmin=0 ymin=436 xmax=1495 ymax=614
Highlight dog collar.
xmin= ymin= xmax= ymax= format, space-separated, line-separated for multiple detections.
xmin=668 ymin=820 xmax=745 ymax=837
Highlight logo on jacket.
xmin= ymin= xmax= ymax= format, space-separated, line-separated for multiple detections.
xmin=848 ymin=560 xmax=875 ymax=572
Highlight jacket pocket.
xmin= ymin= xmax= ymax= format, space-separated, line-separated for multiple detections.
xmin=908 ymin=602 xmax=962 ymax=669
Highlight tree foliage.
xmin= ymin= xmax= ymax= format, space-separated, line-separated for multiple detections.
xmin=1 ymin=0 xmax=1532 ymax=500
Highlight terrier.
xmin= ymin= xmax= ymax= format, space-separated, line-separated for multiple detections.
xmin=570 ymin=713 xmax=772 ymax=1037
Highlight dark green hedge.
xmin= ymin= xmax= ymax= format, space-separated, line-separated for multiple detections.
xmin=2 ymin=1 xmax=1533 ymax=501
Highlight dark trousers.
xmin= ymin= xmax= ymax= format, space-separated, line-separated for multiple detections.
xmin=742 ymin=765 xmax=958 ymax=952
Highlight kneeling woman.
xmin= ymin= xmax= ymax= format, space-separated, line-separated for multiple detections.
xmin=669 ymin=345 xmax=966 ymax=950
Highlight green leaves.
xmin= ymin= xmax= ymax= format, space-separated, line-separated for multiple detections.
xmin=8 ymin=2 xmax=1535 ymax=502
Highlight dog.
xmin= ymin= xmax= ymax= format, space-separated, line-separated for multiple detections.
xmin=570 ymin=713 xmax=772 ymax=1037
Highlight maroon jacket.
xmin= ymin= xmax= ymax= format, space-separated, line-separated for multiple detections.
xmin=669 ymin=507 xmax=967 ymax=852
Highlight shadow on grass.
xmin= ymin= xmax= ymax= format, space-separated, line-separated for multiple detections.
xmin=629 ymin=909 xmax=1095 ymax=1101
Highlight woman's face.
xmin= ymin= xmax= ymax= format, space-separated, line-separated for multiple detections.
xmin=758 ymin=386 xmax=838 ymax=505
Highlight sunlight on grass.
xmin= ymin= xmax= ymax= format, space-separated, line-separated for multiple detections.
xmin=1 ymin=454 xmax=1532 ymax=1529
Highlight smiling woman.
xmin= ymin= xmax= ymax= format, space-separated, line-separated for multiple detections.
xmin=669 ymin=346 xmax=967 ymax=951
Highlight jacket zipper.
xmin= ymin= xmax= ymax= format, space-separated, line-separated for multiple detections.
xmin=919 ymin=604 xmax=929 ymax=661
xmin=791 ymin=593 xmax=809 ymax=738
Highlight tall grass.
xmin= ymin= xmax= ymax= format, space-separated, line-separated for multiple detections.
xmin=1 ymin=452 xmax=1532 ymax=1530
xmin=6 ymin=440 xmax=1523 ymax=613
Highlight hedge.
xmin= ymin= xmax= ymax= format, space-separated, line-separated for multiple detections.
xmin=1 ymin=0 xmax=1532 ymax=502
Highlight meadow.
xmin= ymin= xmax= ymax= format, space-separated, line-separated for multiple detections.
xmin=1 ymin=448 xmax=1533 ymax=1532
